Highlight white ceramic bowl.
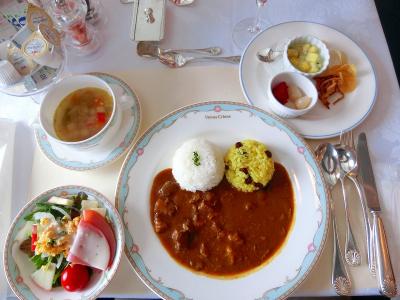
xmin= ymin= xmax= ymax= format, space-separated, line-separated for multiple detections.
xmin=39 ymin=74 xmax=121 ymax=149
xmin=267 ymin=72 xmax=318 ymax=118
xmin=283 ymin=35 xmax=330 ymax=77
xmin=3 ymin=185 xmax=124 ymax=300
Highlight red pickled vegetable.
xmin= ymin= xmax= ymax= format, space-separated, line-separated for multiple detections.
xmin=272 ymin=81 xmax=289 ymax=104
xmin=97 ymin=112 xmax=106 ymax=123
xmin=31 ymin=224 xmax=37 ymax=252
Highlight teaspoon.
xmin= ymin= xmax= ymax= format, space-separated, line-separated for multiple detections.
xmin=315 ymin=143 xmax=352 ymax=296
xmin=335 ymin=145 xmax=362 ymax=266
xmin=257 ymin=48 xmax=281 ymax=63
xmin=170 ymin=0 xmax=195 ymax=6
xmin=158 ymin=52 xmax=240 ymax=68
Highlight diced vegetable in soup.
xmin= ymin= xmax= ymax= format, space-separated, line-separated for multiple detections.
xmin=54 ymin=88 xmax=113 ymax=142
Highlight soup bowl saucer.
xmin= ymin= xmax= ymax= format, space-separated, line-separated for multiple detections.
xmin=34 ymin=73 xmax=141 ymax=171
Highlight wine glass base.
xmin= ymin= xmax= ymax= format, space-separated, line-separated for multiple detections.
xmin=232 ymin=17 xmax=269 ymax=50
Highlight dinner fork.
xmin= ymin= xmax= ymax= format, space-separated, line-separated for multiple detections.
xmin=336 ymin=131 xmax=361 ymax=266
xmin=341 ymin=131 xmax=375 ymax=274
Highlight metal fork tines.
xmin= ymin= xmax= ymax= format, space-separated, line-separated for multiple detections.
xmin=337 ymin=131 xmax=374 ymax=272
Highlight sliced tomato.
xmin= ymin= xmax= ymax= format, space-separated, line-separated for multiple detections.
xmin=83 ymin=210 xmax=116 ymax=267
xmin=31 ymin=224 xmax=37 ymax=252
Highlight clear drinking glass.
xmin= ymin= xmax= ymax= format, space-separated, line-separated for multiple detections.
xmin=48 ymin=0 xmax=101 ymax=56
xmin=232 ymin=0 xmax=270 ymax=50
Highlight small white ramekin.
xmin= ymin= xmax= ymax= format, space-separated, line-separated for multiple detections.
xmin=267 ymin=72 xmax=318 ymax=119
xmin=283 ymin=35 xmax=330 ymax=77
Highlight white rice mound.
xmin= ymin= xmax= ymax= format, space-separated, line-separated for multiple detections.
xmin=172 ymin=138 xmax=225 ymax=192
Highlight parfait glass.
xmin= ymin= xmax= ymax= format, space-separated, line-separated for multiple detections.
xmin=47 ymin=0 xmax=101 ymax=56
xmin=232 ymin=0 xmax=270 ymax=50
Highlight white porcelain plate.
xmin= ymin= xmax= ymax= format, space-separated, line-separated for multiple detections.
xmin=116 ymin=101 xmax=329 ymax=300
xmin=34 ymin=73 xmax=141 ymax=171
xmin=240 ymin=21 xmax=377 ymax=139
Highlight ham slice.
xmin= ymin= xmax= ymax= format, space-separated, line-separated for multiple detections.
xmin=67 ymin=220 xmax=110 ymax=271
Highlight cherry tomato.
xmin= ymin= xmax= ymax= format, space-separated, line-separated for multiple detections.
xmin=61 ymin=264 xmax=90 ymax=292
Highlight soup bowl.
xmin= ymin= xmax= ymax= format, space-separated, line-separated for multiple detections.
xmin=39 ymin=74 xmax=121 ymax=149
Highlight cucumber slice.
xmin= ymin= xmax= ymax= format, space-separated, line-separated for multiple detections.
xmin=81 ymin=200 xmax=99 ymax=210
xmin=48 ymin=196 xmax=74 ymax=206
xmin=31 ymin=263 xmax=56 ymax=291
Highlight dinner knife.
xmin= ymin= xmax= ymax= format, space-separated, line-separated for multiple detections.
xmin=357 ymin=133 xmax=397 ymax=297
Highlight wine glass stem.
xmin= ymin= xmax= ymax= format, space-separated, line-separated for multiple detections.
xmin=249 ymin=6 xmax=262 ymax=33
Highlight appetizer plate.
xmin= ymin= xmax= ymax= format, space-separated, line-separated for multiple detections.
xmin=116 ymin=101 xmax=329 ymax=300
xmin=34 ymin=73 xmax=141 ymax=171
xmin=3 ymin=185 xmax=124 ymax=300
xmin=240 ymin=21 xmax=377 ymax=139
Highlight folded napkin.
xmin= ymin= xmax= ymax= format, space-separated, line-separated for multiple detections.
xmin=0 ymin=119 xmax=16 ymax=299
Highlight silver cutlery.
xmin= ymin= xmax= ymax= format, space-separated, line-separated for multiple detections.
xmin=158 ymin=52 xmax=241 ymax=68
xmin=336 ymin=131 xmax=361 ymax=266
xmin=337 ymin=131 xmax=375 ymax=272
xmin=137 ymin=41 xmax=222 ymax=58
xmin=315 ymin=143 xmax=352 ymax=296
xmin=257 ymin=48 xmax=281 ymax=63
xmin=357 ymin=132 xmax=397 ymax=297
xmin=169 ymin=0 xmax=195 ymax=6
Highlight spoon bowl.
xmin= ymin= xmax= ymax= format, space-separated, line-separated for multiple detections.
xmin=170 ymin=0 xmax=195 ymax=6
xmin=315 ymin=143 xmax=340 ymax=187
xmin=335 ymin=144 xmax=358 ymax=176
xmin=257 ymin=48 xmax=280 ymax=63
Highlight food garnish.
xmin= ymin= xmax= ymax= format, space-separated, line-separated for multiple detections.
xmin=192 ymin=151 xmax=201 ymax=166
xmin=314 ymin=63 xmax=357 ymax=108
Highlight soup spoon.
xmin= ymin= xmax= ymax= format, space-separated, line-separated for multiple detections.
xmin=315 ymin=143 xmax=352 ymax=296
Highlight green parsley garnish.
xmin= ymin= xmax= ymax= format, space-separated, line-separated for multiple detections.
xmin=192 ymin=151 xmax=201 ymax=166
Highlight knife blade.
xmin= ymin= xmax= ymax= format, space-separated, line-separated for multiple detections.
xmin=357 ymin=132 xmax=380 ymax=211
xmin=357 ymin=132 xmax=397 ymax=297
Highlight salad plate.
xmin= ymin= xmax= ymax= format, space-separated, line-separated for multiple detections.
xmin=240 ymin=21 xmax=377 ymax=139
xmin=115 ymin=101 xmax=329 ymax=300
xmin=3 ymin=185 xmax=124 ymax=300
xmin=34 ymin=73 xmax=141 ymax=171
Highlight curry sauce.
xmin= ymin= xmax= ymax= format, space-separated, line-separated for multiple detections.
xmin=150 ymin=163 xmax=294 ymax=276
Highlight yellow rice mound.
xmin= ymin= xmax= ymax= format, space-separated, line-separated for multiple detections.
xmin=224 ymin=140 xmax=275 ymax=192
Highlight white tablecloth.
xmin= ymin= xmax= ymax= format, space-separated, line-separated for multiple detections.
xmin=1 ymin=0 xmax=399 ymax=298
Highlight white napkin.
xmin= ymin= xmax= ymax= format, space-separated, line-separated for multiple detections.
xmin=0 ymin=119 xmax=16 ymax=299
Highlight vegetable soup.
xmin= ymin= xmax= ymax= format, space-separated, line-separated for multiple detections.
xmin=53 ymin=87 xmax=113 ymax=142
